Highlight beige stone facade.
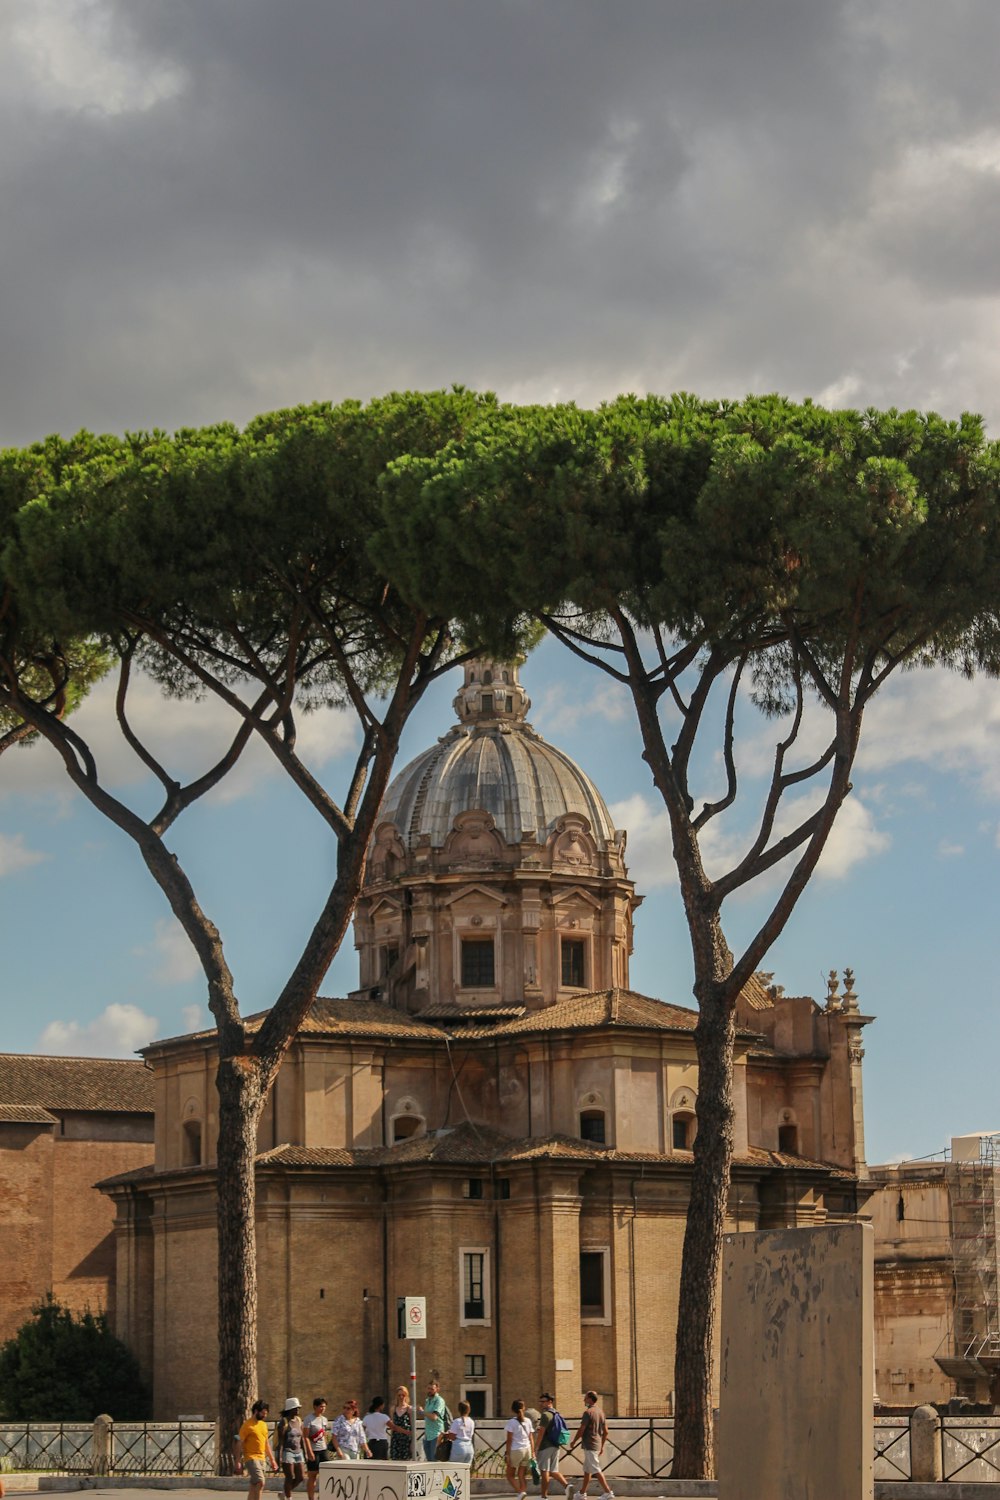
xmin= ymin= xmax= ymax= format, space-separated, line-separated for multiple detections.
xmin=869 ymin=1134 xmax=1000 ymax=1407
xmin=101 ymin=659 xmax=873 ymax=1420
xmin=0 ymin=1056 xmax=154 ymax=1344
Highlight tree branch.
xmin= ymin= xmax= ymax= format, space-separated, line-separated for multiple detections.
xmin=692 ymin=655 xmax=747 ymax=831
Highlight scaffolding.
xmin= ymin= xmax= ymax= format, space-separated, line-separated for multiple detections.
xmin=937 ymin=1132 xmax=1000 ymax=1389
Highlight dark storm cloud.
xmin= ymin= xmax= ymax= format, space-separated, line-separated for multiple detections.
xmin=3 ymin=0 xmax=1000 ymax=443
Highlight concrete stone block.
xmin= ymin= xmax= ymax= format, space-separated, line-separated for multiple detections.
xmin=718 ymin=1221 xmax=873 ymax=1500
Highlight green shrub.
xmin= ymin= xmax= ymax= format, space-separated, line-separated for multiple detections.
xmin=0 ymin=1295 xmax=150 ymax=1420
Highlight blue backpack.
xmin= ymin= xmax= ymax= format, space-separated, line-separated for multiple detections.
xmin=547 ymin=1410 xmax=570 ymax=1448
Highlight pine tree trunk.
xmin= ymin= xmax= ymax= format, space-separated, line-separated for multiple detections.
xmin=215 ymin=1054 xmax=265 ymax=1474
xmin=670 ymin=969 xmax=736 ymax=1479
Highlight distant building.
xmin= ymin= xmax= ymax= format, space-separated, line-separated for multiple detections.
xmin=869 ymin=1133 xmax=1000 ymax=1407
xmin=0 ymin=1054 xmax=154 ymax=1342
xmin=100 ymin=658 xmax=873 ymax=1420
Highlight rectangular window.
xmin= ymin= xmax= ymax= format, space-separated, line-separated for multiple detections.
xmin=461 ymin=939 xmax=495 ymax=987
xmin=461 ymin=1386 xmax=491 ymax=1419
xmin=580 ymin=1248 xmax=611 ymax=1323
xmin=459 ymin=1246 xmax=491 ymax=1326
xmin=464 ymin=1252 xmax=485 ymax=1319
xmin=561 ymin=938 xmax=586 ymax=988
xmin=382 ymin=946 xmax=399 ymax=976
xmin=464 ymin=1177 xmax=484 ymax=1199
xmin=464 ymin=1354 xmax=486 ymax=1379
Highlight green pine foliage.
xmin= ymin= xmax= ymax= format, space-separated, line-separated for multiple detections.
xmin=0 ymin=1295 xmax=150 ymax=1421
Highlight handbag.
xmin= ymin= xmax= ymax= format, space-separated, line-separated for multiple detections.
xmin=435 ymin=1433 xmax=453 ymax=1460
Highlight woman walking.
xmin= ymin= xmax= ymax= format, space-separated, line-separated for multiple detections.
xmin=363 ymin=1397 xmax=391 ymax=1460
xmin=277 ymin=1398 xmax=313 ymax=1499
xmin=505 ymin=1399 xmax=534 ymax=1500
xmin=446 ymin=1400 xmax=476 ymax=1466
xmin=389 ymin=1385 xmax=413 ymax=1461
xmin=332 ymin=1399 xmax=370 ymax=1460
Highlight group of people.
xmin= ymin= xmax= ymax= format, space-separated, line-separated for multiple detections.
xmin=236 ymin=1381 xmax=469 ymax=1500
xmin=504 ymin=1391 xmax=614 ymax=1500
xmin=237 ymin=1382 xmax=614 ymax=1500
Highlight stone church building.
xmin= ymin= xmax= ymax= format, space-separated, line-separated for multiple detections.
xmin=98 ymin=659 xmax=873 ymax=1420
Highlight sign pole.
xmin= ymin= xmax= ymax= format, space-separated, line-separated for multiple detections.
xmin=410 ymin=1339 xmax=418 ymax=1461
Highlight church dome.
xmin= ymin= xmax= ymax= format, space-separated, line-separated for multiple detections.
xmin=374 ymin=658 xmax=618 ymax=853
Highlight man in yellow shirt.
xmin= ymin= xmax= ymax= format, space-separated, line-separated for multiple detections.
xmin=239 ymin=1400 xmax=279 ymax=1500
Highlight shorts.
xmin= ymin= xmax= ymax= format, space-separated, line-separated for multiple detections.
xmin=582 ymin=1449 xmax=604 ymax=1474
xmin=537 ymin=1448 xmax=563 ymax=1473
xmin=306 ymin=1450 xmax=333 ymax=1472
xmin=281 ymin=1452 xmax=305 ymax=1468
xmin=508 ymin=1448 xmax=532 ymax=1469
xmin=246 ymin=1459 xmax=266 ymax=1484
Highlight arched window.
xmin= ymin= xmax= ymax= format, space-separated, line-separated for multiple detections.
xmin=778 ymin=1122 xmax=799 ymax=1154
xmin=393 ymin=1114 xmax=423 ymax=1142
xmin=672 ymin=1112 xmax=695 ymax=1151
xmin=483 ymin=669 xmax=493 ymax=684
xmin=580 ymin=1109 xmax=607 ymax=1144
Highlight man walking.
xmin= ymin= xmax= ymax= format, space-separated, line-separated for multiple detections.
xmin=418 ymin=1379 xmax=448 ymax=1462
xmin=239 ymin=1400 xmax=279 ymax=1500
xmin=534 ymin=1392 xmax=572 ymax=1499
xmin=570 ymin=1391 xmax=613 ymax=1500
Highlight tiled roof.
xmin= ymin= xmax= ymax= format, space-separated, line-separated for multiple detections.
xmin=97 ymin=1163 xmax=157 ymax=1189
xmin=445 ymin=989 xmax=700 ymax=1040
xmin=741 ymin=1145 xmax=856 ymax=1179
xmin=0 ymin=1054 xmax=154 ymax=1113
xmin=148 ymin=998 xmax=450 ymax=1052
xmin=742 ymin=973 xmax=777 ymax=1010
xmin=256 ymin=1144 xmax=357 ymax=1168
xmin=421 ymin=1003 xmax=527 ymax=1021
xmin=0 ymin=1103 xmax=58 ymax=1125
xmin=261 ymin=1124 xmax=679 ymax=1170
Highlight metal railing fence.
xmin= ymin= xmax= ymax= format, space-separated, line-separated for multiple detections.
xmin=5 ymin=1414 xmax=1000 ymax=1481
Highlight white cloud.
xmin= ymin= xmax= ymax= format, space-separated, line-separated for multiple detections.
xmin=0 ymin=671 xmax=359 ymax=809
xmin=0 ymin=832 xmax=47 ymax=877
xmin=609 ymin=793 xmax=677 ymax=892
xmin=939 ymin=839 xmax=965 ymax=858
xmin=181 ymin=1003 xmax=206 ymax=1033
xmin=38 ymin=1002 xmax=159 ymax=1057
xmin=736 ymin=667 xmax=1000 ymax=804
xmin=810 ymin=794 xmax=891 ymax=879
xmin=535 ymin=680 xmax=631 ymax=736
xmin=610 ymin=784 xmax=889 ymax=895
xmin=134 ymin=918 xmax=202 ymax=985
xmin=7 ymin=1 xmax=186 ymax=116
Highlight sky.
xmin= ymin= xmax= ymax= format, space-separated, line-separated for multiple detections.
xmin=2 ymin=0 xmax=1000 ymax=1164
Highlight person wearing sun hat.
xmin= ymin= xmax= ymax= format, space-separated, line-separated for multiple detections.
xmin=276 ymin=1398 xmax=313 ymax=1499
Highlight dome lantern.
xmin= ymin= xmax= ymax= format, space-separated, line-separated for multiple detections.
xmin=452 ymin=657 xmax=530 ymax=726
